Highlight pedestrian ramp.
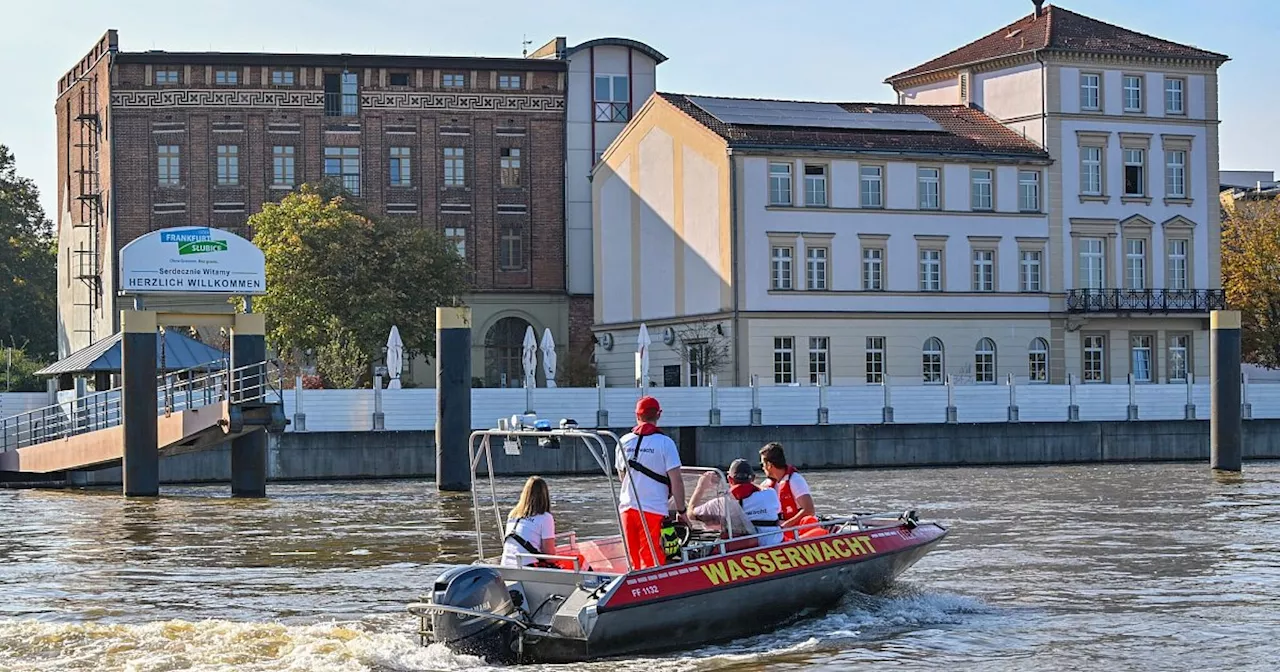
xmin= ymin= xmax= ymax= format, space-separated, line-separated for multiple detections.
xmin=0 ymin=362 xmax=285 ymax=474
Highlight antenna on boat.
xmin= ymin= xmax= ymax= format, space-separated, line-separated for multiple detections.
xmin=522 ymin=34 xmax=532 ymax=58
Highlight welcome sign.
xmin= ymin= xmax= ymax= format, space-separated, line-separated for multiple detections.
xmin=119 ymin=226 xmax=267 ymax=295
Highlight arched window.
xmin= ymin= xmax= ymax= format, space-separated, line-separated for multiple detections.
xmin=922 ymin=337 xmax=944 ymax=384
xmin=1028 ymin=337 xmax=1049 ymax=383
xmin=975 ymin=338 xmax=996 ymax=384
xmin=485 ymin=316 xmax=532 ymax=388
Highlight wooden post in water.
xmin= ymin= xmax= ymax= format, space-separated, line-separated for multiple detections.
xmin=436 ymin=307 xmax=472 ymax=492
xmin=1210 ymin=310 xmax=1243 ymax=473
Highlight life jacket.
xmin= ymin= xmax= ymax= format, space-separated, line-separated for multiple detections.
xmin=766 ymin=465 xmax=802 ymax=520
xmin=730 ymin=482 xmax=780 ymax=529
xmin=621 ymin=423 xmax=671 ymax=490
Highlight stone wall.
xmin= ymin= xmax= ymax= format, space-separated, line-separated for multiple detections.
xmin=47 ymin=420 xmax=1280 ymax=487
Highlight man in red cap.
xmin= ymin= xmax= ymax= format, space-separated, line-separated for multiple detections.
xmin=615 ymin=395 xmax=686 ymax=570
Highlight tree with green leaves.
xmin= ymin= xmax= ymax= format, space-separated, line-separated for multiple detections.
xmin=248 ymin=182 xmax=468 ymax=388
xmin=0 ymin=145 xmax=57 ymax=361
xmin=1223 ymin=198 xmax=1280 ymax=368
xmin=3 ymin=346 xmax=47 ymax=392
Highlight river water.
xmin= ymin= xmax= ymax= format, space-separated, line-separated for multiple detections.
xmin=2 ymin=461 xmax=1279 ymax=671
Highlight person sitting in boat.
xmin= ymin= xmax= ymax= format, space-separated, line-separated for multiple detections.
xmin=687 ymin=459 xmax=784 ymax=547
xmin=501 ymin=476 xmax=560 ymax=567
xmin=616 ymin=396 xmax=687 ymax=570
xmin=759 ymin=442 xmax=821 ymax=534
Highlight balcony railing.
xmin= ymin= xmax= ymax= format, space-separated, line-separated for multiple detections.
xmin=324 ymin=93 xmax=358 ymax=117
xmin=1066 ymin=289 xmax=1226 ymax=313
xmin=594 ymin=101 xmax=631 ymax=123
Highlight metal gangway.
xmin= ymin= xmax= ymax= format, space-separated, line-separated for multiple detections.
xmin=0 ymin=360 xmax=285 ymax=467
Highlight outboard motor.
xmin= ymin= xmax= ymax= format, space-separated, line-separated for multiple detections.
xmin=430 ymin=565 xmax=523 ymax=663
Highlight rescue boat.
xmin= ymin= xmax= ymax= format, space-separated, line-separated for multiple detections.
xmin=407 ymin=421 xmax=948 ymax=664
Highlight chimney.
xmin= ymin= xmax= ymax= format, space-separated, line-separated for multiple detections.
xmin=1033 ymin=0 xmax=1045 ymax=17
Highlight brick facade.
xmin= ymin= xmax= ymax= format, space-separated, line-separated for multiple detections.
xmin=567 ymin=295 xmax=596 ymax=379
xmin=54 ymin=31 xmax=117 ymax=357
xmin=55 ymin=33 xmax=576 ymax=384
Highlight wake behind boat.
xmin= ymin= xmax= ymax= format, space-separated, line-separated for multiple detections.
xmin=408 ymin=420 xmax=948 ymax=664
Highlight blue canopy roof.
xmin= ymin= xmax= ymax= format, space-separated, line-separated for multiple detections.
xmin=36 ymin=331 xmax=228 ymax=376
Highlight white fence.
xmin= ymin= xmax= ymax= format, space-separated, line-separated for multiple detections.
xmin=280 ymin=377 xmax=1280 ymax=433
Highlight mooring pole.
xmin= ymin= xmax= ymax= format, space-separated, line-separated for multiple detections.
xmin=121 ymin=310 xmax=159 ymax=497
xmin=230 ymin=312 xmax=268 ymax=497
xmin=1210 ymin=310 xmax=1243 ymax=473
xmin=436 ymin=307 xmax=472 ymax=492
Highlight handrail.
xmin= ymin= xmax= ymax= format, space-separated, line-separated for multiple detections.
xmin=468 ymin=427 xmax=623 ymax=566
xmin=679 ymin=510 xmax=917 ymax=562
xmin=406 ymin=603 xmax=532 ymax=630
xmin=512 ymin=552 xmax=584 ymax=572
xmin=1 ymin=358 xmax=285 ymax=452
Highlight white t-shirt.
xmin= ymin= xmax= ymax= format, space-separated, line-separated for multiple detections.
xmin=615 ymin=431 xmax=682 ymax=515
xmin=501 ymin=512 xmax=555 ymax=566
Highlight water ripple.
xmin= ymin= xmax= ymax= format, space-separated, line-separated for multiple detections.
xmin=1 ymin=462 xmax=1279 ymax=670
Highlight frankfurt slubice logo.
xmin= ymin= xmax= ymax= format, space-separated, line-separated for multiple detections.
xmin=160 ymin=228 xmax=228 ymax=255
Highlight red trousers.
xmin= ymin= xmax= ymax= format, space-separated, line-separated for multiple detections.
xmin=621 ymin=508 xmax=667 ymax=570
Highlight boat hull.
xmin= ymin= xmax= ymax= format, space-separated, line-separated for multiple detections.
xmin=523 ymin=521 xmax=947 ymax=663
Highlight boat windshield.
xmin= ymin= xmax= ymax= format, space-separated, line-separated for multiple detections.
xmin=676 ymin=467 xmax=755 ymax=539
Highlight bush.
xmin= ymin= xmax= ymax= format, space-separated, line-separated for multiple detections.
xmin=2 ymin=346 xmax=49 ymax=392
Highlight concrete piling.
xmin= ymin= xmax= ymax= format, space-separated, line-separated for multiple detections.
xmin=230 ymin=312 xmax=267 ymax=498
xmin=121 ymin=310 xmax=159 ymax=497
xmin=436 ymin=307 xmax=473 ymax=492
xmin=1210 ymin=310 xmax=1243 ymax=473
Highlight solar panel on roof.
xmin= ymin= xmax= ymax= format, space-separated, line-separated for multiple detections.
xmin=685 ymin=96 xmax=945 ymax=133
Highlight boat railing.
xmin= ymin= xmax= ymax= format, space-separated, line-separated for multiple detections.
xmin=511 ymin=553 xmax=584 ymax=572
xmin=678 ymin=510 xmax=918 ymax=562
xmin=467 ymin=425 xmax=623 ymax=564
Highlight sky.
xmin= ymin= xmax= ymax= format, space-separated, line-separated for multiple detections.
xmin=2 ymin=0 xmax=1276 ymax=220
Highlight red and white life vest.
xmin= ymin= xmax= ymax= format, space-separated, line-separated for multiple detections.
xmin=765 ymin=465 xmax=801 ymax=520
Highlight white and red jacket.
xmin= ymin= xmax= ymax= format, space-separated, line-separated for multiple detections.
xmin=762 ymin=465 xmax=808 ymax=521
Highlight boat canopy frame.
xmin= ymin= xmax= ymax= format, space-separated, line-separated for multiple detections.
xmin=466 ymin=426 xmax=742 ymax=573
xmin=468 ymin=426 xmax=628 ymax=566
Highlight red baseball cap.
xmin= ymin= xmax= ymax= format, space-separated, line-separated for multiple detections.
xmin=636 ymin=396 xmax=661 ymax=416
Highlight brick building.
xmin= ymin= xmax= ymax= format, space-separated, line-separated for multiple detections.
xmin=56 ymin=30 xmax=593 ymax=388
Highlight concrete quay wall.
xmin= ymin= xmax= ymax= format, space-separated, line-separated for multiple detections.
xmin=56 ymin=419 xmax=1280 ymax=486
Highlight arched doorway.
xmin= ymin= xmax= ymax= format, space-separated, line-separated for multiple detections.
xmin=485 ymin=316 xmax=532 ymax=388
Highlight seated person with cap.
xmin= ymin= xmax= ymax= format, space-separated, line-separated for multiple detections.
xmin=686 ymin=458 xmax=784 ymax=547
